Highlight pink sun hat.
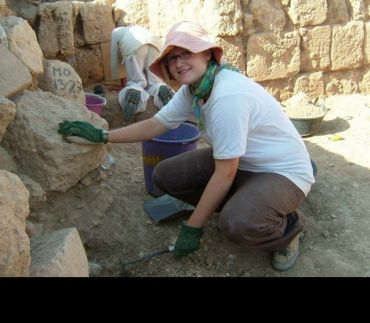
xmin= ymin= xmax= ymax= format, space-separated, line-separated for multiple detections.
xmin=149 ymin=21 xmax=223 ymax=80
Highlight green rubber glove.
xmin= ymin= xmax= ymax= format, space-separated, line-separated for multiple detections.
xmin=58 ymin=121 xmax=108 ymax=144
xmin=174 ymin=221 xmax=203 ymax=258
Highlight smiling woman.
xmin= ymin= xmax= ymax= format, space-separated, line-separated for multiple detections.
xmin=57 ymin=21 xmax=316 ymax=272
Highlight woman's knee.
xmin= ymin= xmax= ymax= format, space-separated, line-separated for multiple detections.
xmin=218 ymin=210 xmax=283 ymax=246
xmin=218 ymin=212 xmax=251 ymax=240
xmin=152 ymin=160 xmax=169 ymax=190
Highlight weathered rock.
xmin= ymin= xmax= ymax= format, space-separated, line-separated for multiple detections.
xmin=300 ymin=26 xmax=331 ymax=72
xmin=38 ymin=59 xmax=85 ymax=106
xmin=0 ymin=146 xmax=17 ymax=172
xmin=2 ymin=90 xmax=108 ymax=192
xmin=249 ymin=0 xmax=286 ymax=32
xmin=216 ymin=35 xmax=245 ymax=73
xmin=327 ymin=0 xmax=349 ymax=24
xmin=0 ymin=16 xmax=43 ymax=76
xmin=148 ymin=0 xmax=242 ymax=38
xmin=247 ymin=31 xmax=300 ymax=81
xmin=30 ymin=227 xmax=89 ymax=277
xmin=325 ymin=69 xmax=362 ymax=95
xmin=19 ymin=174 xmax=47 ymax=211
xmin=348 ymin=0 xmax=365 ymax=20
xmin=5 ymin=0 xmax=40 ymax=26
xmin=0 ymin=44 xmax=32 ymax=97
xmin=0 ymin=170 xmax=30 ymax=277
xmin=294 ymin=72 xmax=325 ymax=99
xmin=68 ymin=45 xmax=105 ymax=85
xmin=331 ymin=21 xmax=364 ymax=71
xmin=113 ymin=0 xmax=149 ymax=27
xmin=25 ymin=221 xmax=43 ymax=239
xmin=288 ymin=0 xmax=328 ymax=26
xmin=0 ymin=96 xmax=16 ymax=142
xmin=79 ymin=1 xmax=115 ymax=45
xmin=260 ymin=77 xmax=295 ymax=102
xmin=38 ymin=1 xmax=74 ymax=57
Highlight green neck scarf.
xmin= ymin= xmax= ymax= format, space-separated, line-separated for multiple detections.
xmin=189 ymin=59 xmax=240 ymax=131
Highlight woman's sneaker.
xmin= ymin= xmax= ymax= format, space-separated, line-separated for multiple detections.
xmin=158 ymin=85 xmax=174 ymax=106
xmin=271 ymin=234 xmax=300 ymax=272
xmin=123 ymin=89 xmax=141 ymax=122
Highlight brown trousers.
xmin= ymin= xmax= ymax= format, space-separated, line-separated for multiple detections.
xmin=152 ymin=147 xmax=306 ymax=252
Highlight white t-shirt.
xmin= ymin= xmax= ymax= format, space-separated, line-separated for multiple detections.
xmin=154 ymin=69 xmax=315 ymax=196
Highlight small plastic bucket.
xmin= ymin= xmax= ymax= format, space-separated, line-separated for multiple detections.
xmin=142 ymin=122 xmax=200 ymax=196
xmin=85 ymin=93 xmax=106 ymax=116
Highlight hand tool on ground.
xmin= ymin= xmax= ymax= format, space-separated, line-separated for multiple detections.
xmin=121 ymin=245 xmax=175 ymax=267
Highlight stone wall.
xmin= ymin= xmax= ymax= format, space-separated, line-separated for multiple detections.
xmin=5 ymin=0 xmax=370 ymax=101
xmin=145 ymin=0 xmax=370 ymax=101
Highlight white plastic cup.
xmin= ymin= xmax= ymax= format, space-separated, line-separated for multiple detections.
xmin=101 ymin=153 xmax=115 ymax=170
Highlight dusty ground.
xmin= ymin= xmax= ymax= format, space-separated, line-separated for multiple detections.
xmin=32 ymin=90 xmax=370 ymax=277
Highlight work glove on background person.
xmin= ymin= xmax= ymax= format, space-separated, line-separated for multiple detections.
xmin=174 ymin=221 xmax=203 ymax=258
xmin=58 ymin=121 xmax=108 ymax=144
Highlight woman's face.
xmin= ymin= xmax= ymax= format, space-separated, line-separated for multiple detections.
xmin=164 ymin=47 xmax=212 ymax=85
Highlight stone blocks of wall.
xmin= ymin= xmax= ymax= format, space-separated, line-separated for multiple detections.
xmin=23 ymin=0 xmax=370 ymax=98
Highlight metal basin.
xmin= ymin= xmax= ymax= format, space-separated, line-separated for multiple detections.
xmin=290 ymin=114 xmax=326 ymax=137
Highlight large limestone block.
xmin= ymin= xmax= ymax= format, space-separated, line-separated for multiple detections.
xmin=69 ymin=45 xmax=104 ymax=85
xmin=113 ymin=0 xmax=149 ymax=27
xmin=0 ymin=170 xmax=30 ymax=277
xmin=79 ymin=2 xmax=115 ymax=44
xmin=294 ymin=72 xmax=325 ymax=99
xmin=260 ymin=77 xmax=295 ymax=102
xmin=148 ymin=0 xmax=242 ymax=38
xmin=0 ymin=16 xmax=43 ymax=76
xmin=38 ymin=2 xmax=74 ymax=57
xmin=288 ymin=0 xmax=327 ymax=26
xmin=325 ymin=69 xmax=362 ymax=95
xmin=247 ymin=31 xmax=300 ymax=81
xmin=216 ymin=35 xmax=245 ymax=73
xmin=0 ymin=44 xmax=32 ymax=97
xmin=38 ymin=59 xmax=85 ymax=106
xmin=18 ymin=174 xmax=47 ymax=212
xmin=327 ymin=0 xmax=349 ymax=24
xmin=0 ymin=96 xmax=16 ymax=142
xmin=30 ymin=228 xmax=89 ymax=277
xmin=205 ymin=0 xmax=243 ymax=37
xmin=249 ymin=0 xmax=286 ymax=32
xmin=5 ymin=0 xmax=39 ymax=26
xmin=300 ymin=26 xmax=331 ymax=72
xmin=348 ymin=0 xmax=365 ymax=20
xmin=331 ymin=21 xmax=364 ymax=71
xmin=2 ymin=90 xmax=108 ymax=192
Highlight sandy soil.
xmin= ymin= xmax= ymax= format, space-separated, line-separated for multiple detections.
xmin=31 ymin=91 xmax=370 ymax=277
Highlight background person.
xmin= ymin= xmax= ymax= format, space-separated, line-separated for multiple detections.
xmin=111 ymin=26 xmax=174 ymax=122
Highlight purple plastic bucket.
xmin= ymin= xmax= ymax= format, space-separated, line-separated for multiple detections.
xmin=85 ymin=93 xmax=106 ymax=116
xmin=142 ymin=122 xmax=200 ymax=196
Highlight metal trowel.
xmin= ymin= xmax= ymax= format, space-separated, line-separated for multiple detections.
xmin=121 ymin=245 xmax=175 ymax=267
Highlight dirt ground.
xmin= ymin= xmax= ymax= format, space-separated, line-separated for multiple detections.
xmin=32 ymin=90 xmax=370 ymax=277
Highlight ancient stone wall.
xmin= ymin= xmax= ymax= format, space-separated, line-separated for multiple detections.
xmin=4 ymin=0 xmax=370 ymax=100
